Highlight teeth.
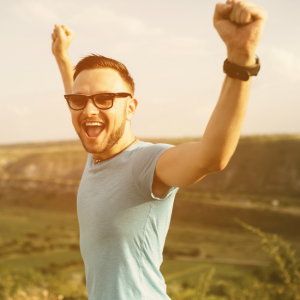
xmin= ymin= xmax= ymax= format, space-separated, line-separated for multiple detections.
xmin=85 ymin=122 xmax=103 ymax=126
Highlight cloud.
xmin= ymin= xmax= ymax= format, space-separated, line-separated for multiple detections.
xmin=8 ymin=105 xmax=31 ymax=117
xmin=68 ymin=6 xmax=149 ymax=36
xmin=270 ymin=47 xmax=300 ymax=71
xmin=260 ymin=46 xmax=300 ymax=83
xmin=150 ymin=35 xmax=206 ymax=56
xmin=8 ymin=0 xmax=206 ymax=58
xmin=110 ymin=35 xmax=206 ymax=57
xmin=8 ymin=0 xmax=164 ymax=37
xmin=66 ymin=4 xmax=166 ymax=37
xmin=9 ymin=0 xmax=59 ymax=24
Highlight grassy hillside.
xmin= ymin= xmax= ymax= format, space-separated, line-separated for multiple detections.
xmin=188 ymin=135 xmax=300 ymax=198
xmin=2 ymin=134 xmax=300 ymax=199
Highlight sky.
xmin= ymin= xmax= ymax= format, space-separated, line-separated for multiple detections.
xmin=1 ymin=0 xmax=300 ymax=144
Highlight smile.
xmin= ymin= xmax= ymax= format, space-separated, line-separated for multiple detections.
xmin=83 ymin=122 xmax=105 ymax=139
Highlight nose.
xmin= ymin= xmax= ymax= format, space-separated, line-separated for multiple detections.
xmin=82 ymin=99 xmax=99 ymax=117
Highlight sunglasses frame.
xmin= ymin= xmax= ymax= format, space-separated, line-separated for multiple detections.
xmin=64 ymin=92 xmax=132 ymax=111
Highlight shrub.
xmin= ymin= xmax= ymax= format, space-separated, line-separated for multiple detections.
xmin=235 ymin=219 xmax=300 ymax=300
xmin=168 ymin=221 xmax=300 ymax=300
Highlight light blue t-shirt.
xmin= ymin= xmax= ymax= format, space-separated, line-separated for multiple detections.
xmin=77 ymin=141 xmax=179 ymax=300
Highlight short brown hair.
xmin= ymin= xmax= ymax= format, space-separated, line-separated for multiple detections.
xmin=73 ymin=54 xmax=135 ymax=94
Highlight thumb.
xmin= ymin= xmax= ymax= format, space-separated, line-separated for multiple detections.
xmin=213 ymin=2 xmax=232 ymax=23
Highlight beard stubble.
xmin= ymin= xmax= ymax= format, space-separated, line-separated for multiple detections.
xmin=79 ymin=105 xmax=127 ymax=154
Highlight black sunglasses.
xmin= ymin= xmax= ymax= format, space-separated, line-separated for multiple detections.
xmin=64 ymin=92 xmax=132 ymax=111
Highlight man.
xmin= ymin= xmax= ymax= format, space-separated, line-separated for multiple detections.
xmin=51 ymin=1 xmax=267 ymax=299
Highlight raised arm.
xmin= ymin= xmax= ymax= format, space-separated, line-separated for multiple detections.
xmin=51 ymin=24 xmax=75 ymax=93
xmin=153 ymin=0 xmax=267 ymax=197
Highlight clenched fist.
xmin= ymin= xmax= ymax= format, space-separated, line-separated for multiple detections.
xmin=214 ymin=0 xmax=268 ymax=66
xmin=51 ymin=24 xmax=75 ymax=57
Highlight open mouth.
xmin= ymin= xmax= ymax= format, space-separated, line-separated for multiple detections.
xmin=82 ymin=122 xmax=105 ymax=139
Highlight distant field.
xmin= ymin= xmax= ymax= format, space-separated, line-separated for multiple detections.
xmin=1 ymin=186 xmax=300 ymax=291
xmin=0 ymin=204 xmax=269 ymax=290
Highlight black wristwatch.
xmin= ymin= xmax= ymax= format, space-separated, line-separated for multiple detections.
xmin=223 ymin=55 xmax=260 ymax=81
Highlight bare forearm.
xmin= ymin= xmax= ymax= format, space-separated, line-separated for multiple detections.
xmin=198 ymin=75 xmax=251 ymax=171
xmin=55 ymin=54 xmax=74 ymax=94
xmin=51 ymin=25 xmax=75 ymax=93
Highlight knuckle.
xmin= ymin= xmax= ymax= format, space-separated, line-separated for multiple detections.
xmin=240 ymin=7 xmax=248 ymax=14
xmin=235 ymin=1 xmax=243 ymax=8
xmin=215 ymin=2 xmax=221 ymax=11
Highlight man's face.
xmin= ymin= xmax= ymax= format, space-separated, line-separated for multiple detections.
xmin=71 ymin=68 xmax=132 ymax=154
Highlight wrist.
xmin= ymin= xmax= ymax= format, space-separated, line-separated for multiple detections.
xmin=223 ymin=55 xmax=260 ymax=81
xmin=227 ymin=50 xmax=256 ymax=67
xmin=54 ymin=51 xmax=70 ymax=62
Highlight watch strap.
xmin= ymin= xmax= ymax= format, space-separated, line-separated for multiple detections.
xmin=223 ymin=56 xmax=261 ymax=81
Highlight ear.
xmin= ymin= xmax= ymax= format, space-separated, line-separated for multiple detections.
xmin=126 ymin=97 xmax=138 ymax=121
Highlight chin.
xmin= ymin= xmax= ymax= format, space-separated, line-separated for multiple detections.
xmin=78 ymin=133 xmax=120 ymax=155
xmin=80 ymin=136 xmax=107 ymax=154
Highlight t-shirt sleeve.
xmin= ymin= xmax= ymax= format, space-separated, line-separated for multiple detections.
xmin=131 ymin=143 xmax=179 ymax=200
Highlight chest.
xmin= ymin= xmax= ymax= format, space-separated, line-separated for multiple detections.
xmin=77 ymin=167 xmax=153 ymax=243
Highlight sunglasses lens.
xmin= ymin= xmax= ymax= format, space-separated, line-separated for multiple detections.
xmin=68 ymin=95 xmax=86 ymax=110
xmin=94 ymin=94 xmax=113 ymax=109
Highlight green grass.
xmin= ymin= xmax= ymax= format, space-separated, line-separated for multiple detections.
xmin=165 ymin=226 xmax=267 ymax=260
xmin=161 ymin=260 xmax=261 ymax=287
xmin=0 ymin=203 xmax=285 ymax=290
xmin=0 ymin=251 xmax=82 ymax=270
xmin=1 ymin=188 xmax=300 ymax=274
xmin=1 ymin=190 xmax=300 ymax=300
xmin=0 ymin=207 xmax=79 ymax=241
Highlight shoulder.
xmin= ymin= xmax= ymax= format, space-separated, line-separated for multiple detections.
xmin=130 ymin=141 xmax=174 ymax=174
xmin=133 ymin=141 xmax=174 ymax=156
